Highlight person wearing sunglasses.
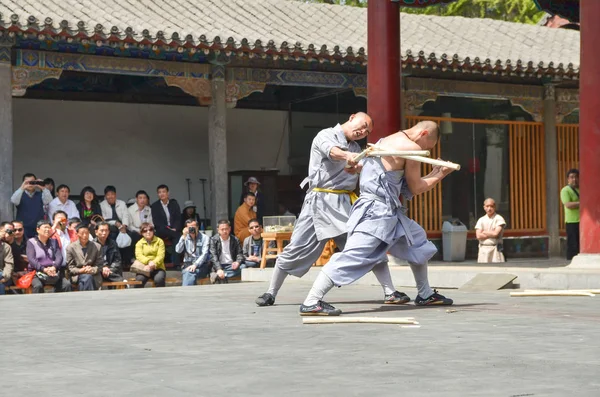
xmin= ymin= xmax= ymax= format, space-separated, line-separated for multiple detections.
xmin=132 ymin=222 xmax=166 ymax=287
xmin=11 ymin=221 xmax=29 ymax=271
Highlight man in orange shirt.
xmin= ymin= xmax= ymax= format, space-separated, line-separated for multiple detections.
xmin=234 ymin=193 xmax=257 ymax=242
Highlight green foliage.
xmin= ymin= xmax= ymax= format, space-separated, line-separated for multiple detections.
xmin=301 ymin=0 xmax=545 ymax=24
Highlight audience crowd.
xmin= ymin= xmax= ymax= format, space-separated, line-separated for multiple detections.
xmin=0 ymin=173 xmax=274 ymax=295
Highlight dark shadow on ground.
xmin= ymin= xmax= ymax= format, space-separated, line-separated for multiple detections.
xmin=341 ymin=303 xmax=498 ymax=315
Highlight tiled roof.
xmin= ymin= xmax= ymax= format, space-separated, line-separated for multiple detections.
xmin=0 ymin=0 xmax=580 ymax=78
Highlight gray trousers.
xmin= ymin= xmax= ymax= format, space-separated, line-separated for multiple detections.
xmin=323 ymin=219 xmax=437 ymax=286
xmin=275 ymin=205 xmax=347 ymax=278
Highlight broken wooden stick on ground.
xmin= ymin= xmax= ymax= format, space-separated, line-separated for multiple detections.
xmin=510 ymin=291 xmax=596 ymax=297
xmin=302 ymin=317 xmax=419 ymax=325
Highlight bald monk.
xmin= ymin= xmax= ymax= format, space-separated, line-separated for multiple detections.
xmin=300 ymin=121 xmax=456 ymax=316
xmin=256 ymin=112 xmax=410 ymax=307
xmin=475 ymin=198 xmax=506 ymax=263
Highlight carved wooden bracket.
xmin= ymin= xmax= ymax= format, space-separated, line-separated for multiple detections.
xmin=556 ymin=88 xmax=579 ymax=123
xmin=352 ymin=87 xmax=367 ymax=99
xmin=509 ymin=98 xmax=543 ymax=122
xmin=164 ymin=76 xmax=213 ymax=105
xmin=225 ymin=81 xmax=266 ymax=108
xmin=12 ymin=66 xmax=63 ymax=96
xmin=405 ymin=90 xmax=438 ymax=116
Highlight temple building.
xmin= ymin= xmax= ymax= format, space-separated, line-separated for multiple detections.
xmin=0 ymin=0 xmax=582 ymax=260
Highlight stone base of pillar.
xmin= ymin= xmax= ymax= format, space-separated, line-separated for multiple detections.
xmin=567 ymin=254 xmax=600 ymax=269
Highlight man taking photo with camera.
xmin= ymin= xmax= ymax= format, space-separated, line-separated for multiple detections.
xmin=11 ymin=173 xmax=53 ymax=238
xmin=175 ymin=219 xmax=210 ymax=286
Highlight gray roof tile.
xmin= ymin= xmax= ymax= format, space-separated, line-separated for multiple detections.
xmin=0 ymin=0 xmax=580 ymax=73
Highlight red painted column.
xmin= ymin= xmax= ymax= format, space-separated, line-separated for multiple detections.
xmin=579 ymin=0 xmax=600 ymax=254
xmin=367 ymin=0 xmax=401 ymax=143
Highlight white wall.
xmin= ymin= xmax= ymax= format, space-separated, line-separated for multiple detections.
xmin=12 ymin=99 xmax=289 ymax=216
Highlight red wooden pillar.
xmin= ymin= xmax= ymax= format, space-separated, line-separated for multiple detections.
xmin=575 ymin=0 xmax=600 ymax=261
xmin=367 ymin=0 xmax=401 ymax=143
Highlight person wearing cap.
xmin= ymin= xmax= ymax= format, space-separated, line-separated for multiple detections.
xmin=180 ymin=200 xmax=202 ymax=231
xmin=240 ymin=177 xmax=265 ymax=223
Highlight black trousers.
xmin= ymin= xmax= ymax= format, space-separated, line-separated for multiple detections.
xmin=31 ymin=271 xmax=72 ymax=293
xmin=135 ymin=269 xmax=166 ymax=288
xmin=566 ymin=222 xmax=580 ymax=260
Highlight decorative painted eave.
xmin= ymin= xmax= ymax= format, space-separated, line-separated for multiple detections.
xmin=0 ymin=0 xmax=581 ymax=80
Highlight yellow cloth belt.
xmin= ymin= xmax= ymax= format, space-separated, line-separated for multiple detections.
xmin=312 ymin=188 xmax=358 ymax=204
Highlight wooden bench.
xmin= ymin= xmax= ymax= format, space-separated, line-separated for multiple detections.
xmin=101 ymin=280 xmax=143 ymax=289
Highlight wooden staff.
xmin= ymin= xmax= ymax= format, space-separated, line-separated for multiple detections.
xmin=302 ymin=316 xmax=419 ymax=325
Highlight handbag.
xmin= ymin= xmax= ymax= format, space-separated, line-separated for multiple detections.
xmin=36 ymin=271 xmax=59 ymax=285
xmin=16 ymin=270 xmax=36 ymax=289
xmin=116 ymin=232 xmax=132 ymax=248
xmin=130 ymin=262 xmax=151 ymax=277
xmin=90 ymin=214 xmax=105 ymax=224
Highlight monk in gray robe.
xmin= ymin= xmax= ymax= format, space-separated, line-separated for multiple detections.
xmin=299 ymin=121 xmax=456 ymax=316
xmin=256 ymin=112 xmax=410 ymax=307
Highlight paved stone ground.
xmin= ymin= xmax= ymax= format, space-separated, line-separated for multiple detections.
xmin=1 ymin=282 xmax=598 ymax=396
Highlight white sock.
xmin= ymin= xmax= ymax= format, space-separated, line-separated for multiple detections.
xmin=303 ymin=272 xmax=334 ymax=306
xmin=372 ymin=262 xmax=396 ymax=296
xmin=266 ymin=265 xmax=288 ymax=298
xmin=409 ymin=261 xmax=434 ymax=299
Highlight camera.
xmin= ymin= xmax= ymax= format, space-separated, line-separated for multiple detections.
xmin=29 ymin=180 xmax=45 ymax=186
xmin=188 ymin=227 xmax=197 ymax=234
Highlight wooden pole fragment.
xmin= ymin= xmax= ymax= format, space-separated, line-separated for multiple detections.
xmin=302 ymin=317 xmax=419 ymax=325
xmin=524 ymin=289 xmax=600 ymax=294
xmin=510 ymin=291 xmax=595 ymax=297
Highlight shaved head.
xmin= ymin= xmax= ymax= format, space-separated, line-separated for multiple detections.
xmin=483 ymin=198 xmax=496 ymax=207
xmin=416 ymin=120 xmax=439 ymax=142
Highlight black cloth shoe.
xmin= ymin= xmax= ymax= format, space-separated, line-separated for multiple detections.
xmin=384 ymin=291 xmax=411 ymax=304
xmin=415 ymin=289 xmax=453 ymax=306
xmin=299 ymin=301 xmax=342 ymax=316
xmin=255 ymin=293 xmax=275 ymax=307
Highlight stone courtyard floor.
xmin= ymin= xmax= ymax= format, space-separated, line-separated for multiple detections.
xmin=1 ymin=282 xmax=598 ymax=396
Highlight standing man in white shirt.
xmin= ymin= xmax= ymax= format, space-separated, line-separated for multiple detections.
xmin=48 ymin=184 xmax=79 ymax=222
xmin=151 ymin=184 xmax=181 ymax=267
xmin=474 ymin=198 xmax=506 ymax=263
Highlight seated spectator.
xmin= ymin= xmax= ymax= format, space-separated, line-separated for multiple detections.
xmin=234 ymin=192 xmax=257 ymax=243
xmin=240 ymin=177 xmax=265 ymax=223
xmin=50 ymin=210 xmax=72 ymax=268
xmin=66 ymin=224 xmax=103 ymax=291
xmin=151 ymin=184 xmax=181 ymax=267
xmin=11 ymin=173 xmax=53 ymax=238
xmin=128 ymin=190 xmax=153 ymax=245
xmin=180 ymin=201 xmax=202 ymax=231
xmin=95 ymin=222 xmax=124 ymax=283
xmin=67 ymin=218 xmax=82 ymax=242
xmin=43 ymin=177 xmax=56 ymax=218
xmin=27 ymin=220 xmax=72 ymax=293
xmin=0 ymin=224 xmax=14 ymax=295
xmin=242 ymin=219 xmax=274 ymax=269
xmin=48 ymin=184 xmax=79 ymax=222
xmin=132 ymin=222 xmax=166 ymax=288
xmin=475 ymin=198 xmax=506 ymax=263
xmin=100 ymin=185 xmax=131 ymax=240
xmin=176 ymin=219 xmax=210 ymax=286
xmin=76 ymin=186 xmax=102 ymax=228
xmin=209 ymin=220 xmax=243 ymax=282
xmin=278 ymin=202 xmax=295 ymax=217
xmin=43 ymin=178 xmax=56 ymax=198
xmin=11 ymin=220 xmax=29 ymax=271
xmin=1 ymin=222 xmax=26 ymax=282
